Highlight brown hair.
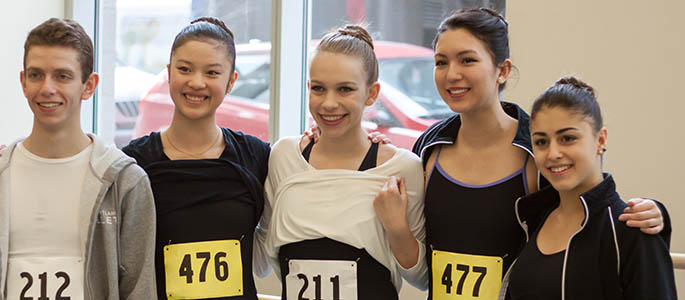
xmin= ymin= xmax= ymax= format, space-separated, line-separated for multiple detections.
xmin=433 ymin=8 xmax=510 ymax=92
xmin=170 ymin=17 xmax=236 ymax=74
xmin=24 ymin=18 xmax=94 ymax=83
xmin=315 ymin=24 xmax=378 ymax=86
xmin=531 ymin=76 xmax=603 ymax=132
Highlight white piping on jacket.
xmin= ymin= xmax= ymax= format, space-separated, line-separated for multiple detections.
xmin=560 ymin=196 xmax=590 ymax=300
xmin=607 ymin=208 xmax=621 ymax=275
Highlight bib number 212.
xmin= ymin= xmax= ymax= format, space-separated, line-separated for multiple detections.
xmin=20 ymin=271 xmax=71 ymax=300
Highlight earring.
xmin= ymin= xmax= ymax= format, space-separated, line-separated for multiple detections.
xmin=598 ymin=147 xmax=607 ymax=154
xmin=497 ymin=77 xmax=505 ymax=84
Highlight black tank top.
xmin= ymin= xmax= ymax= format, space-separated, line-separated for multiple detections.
xmin=143 ymin=134 xmax=263 ymax=300
xmin=508 ymin=226 xmax=565 ymax=300
xmin=424 ymin=146 xmax=530 ymax=299
xmin=278 ymin=140 xmax=398 ymax=300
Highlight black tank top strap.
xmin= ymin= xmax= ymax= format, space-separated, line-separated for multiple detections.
xmin=302 ymin=140 xmax=378 ymax=171
xmin=301 ymin=138 xmax=316 ymax=161
xmin=358 ymin=142 xmax=379 ymax=171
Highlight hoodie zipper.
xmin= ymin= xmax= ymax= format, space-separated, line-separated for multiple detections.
xmin=560 ymin=196 xmax=590 ymax=300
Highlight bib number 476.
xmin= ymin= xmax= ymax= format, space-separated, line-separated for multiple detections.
xmin=178 ymin=251 xmax=229 ymax=283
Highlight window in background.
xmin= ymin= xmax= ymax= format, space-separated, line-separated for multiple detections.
xmin=308 ymin=0 xmax=505 ymax=150
xmin=114 ymin=0 xmax=271 ymax=148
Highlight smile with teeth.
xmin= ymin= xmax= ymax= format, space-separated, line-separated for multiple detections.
xmin=320 ymin=114 xmax=344 ymax=121
xmin=550 ymin=165 xmax=572 ymax=173
xmin=184 ymin=94 xmax=208 ymax=101
xmin=448 ymin=88 xmax=469 ymax=94
xmin=38 ymin=102 xmax=62 ymax=108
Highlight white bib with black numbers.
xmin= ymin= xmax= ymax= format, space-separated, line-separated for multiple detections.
xmin=286 ymin=260 xmax=357 ymax=300
xmin=7 ymin=257 xmax=84 ymax=300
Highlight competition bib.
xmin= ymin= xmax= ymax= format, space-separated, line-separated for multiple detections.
xmin=164 ymin=240 xmax=243 ymax=300
xmin=7 ymin=256 xmax=84 ymax=300
xmin=432 ymin=250 xmax=502 ymax=300
xmin=286 ymin=260 xmax=357 ymax=300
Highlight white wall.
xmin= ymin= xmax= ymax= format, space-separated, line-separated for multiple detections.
xmin=0 ymin=0 xmax=65 ymax=143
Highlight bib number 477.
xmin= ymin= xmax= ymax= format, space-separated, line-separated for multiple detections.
xmin=431 ymin=250 xmax=502 ymax=300
xmin=441 ymin=264 xmax=487 ymax=297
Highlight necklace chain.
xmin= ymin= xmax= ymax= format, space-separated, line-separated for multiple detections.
xmin=164 ymin=128 xmax=222 ymax=158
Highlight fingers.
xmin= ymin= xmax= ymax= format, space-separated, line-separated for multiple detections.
xmin=619 ymin=198 xmax=656 ymax=220
xmin=640 ymin=224 xmax=664 ymax=235
xmin=398 ymin=178 xmax=407 ymax=196
xmin=367 ymin=132 xmax=392 ymax=144
xmin=625 ymin=217 xmax=662 ymax=229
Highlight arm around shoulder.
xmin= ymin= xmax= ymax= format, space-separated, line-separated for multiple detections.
xmin=618 ymin=221 xmax=677 ymax=300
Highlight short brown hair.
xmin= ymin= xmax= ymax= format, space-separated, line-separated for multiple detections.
xmin=24 ymin=18 xmax=94 ymax=83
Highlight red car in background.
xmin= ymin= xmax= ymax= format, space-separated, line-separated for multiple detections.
xmin=132 ymin=41 xmax=453 ymax=149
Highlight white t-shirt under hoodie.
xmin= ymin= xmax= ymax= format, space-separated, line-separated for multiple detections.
xmin=7 ymin=141 xmax=93 ymax=299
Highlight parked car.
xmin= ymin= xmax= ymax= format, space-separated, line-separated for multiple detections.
xmin=114 ymin=61 xmax=158 ymax=148
xmin=131 ymin=41 xmax=452 ymax=149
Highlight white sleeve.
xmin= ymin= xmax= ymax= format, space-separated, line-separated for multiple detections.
xmin=253 ymin=158 xmax=279 ymax=278
xmin=394 ymin=153 xmax=429 ymax=290
xmin=252 ymin=181 xmax=273 ymax=277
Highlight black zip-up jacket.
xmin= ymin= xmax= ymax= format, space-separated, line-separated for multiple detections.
xmin=513 ymin=174 xmax=676 ymax=300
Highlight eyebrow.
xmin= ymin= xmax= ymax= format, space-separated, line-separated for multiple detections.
xmin=434 ymin=49 xmax=477 ymax=58
xmin=532 ymin=127 xmax=579 ymax=137
xmin=310 ymin=80 xmax=357 ymax=86
xmin=176 ymin=59 xmax=194 ymax=65
xmin=25 ymin=67 xmax=75 ymax=75
xmin=54 ymin=68 xmax=75 ymax=75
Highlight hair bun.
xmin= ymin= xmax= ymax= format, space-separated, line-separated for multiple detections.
xmin=337 ymin=24 xmax=374 ymax=49
xmin=555 ymin=76 xmax=595 ymax=97
xmin=478 ymin=7 xmax=508 ymax=26
xmin=191 ymin=17 xmax=234 ymax=39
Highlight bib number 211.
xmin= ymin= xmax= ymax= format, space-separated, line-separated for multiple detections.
xmin=286 ymin=260 xmax=357 ymax=300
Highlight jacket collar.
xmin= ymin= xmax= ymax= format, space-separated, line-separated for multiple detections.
xmin=423 ymin=101 xmax=533 ymax=156
xmin=0 ymin=134 xmax=133 ymax=183
xmin=517 ymin=173 xmax=617 ymax=232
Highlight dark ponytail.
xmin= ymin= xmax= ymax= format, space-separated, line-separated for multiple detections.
xmin=170 ymin=16 xmax=236 ymax=73
xmin=531 ymin=76 xmax=603 ymax=132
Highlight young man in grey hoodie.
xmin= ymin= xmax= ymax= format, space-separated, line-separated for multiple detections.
xmin=0 ymin=18 xmax=157 ymax=299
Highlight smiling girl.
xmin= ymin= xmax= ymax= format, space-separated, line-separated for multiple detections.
xmin=123 ymin=17 xmax=270 ymax=300
xmin=406 ymin=8 xmax=669 ymax=299
xmin=256 ymin=25 xmax=427 ymax=300
xmin=508 ymin=77 xmax=676 ymax=300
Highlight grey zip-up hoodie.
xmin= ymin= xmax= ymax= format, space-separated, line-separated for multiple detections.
xmin=0 ymin=134 xmax=157 ymax=299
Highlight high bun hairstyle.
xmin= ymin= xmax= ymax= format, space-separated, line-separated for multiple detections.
xmin=170 ymin=17 xmax=236 ymax=74
xmin=315 ymin=24 xmax=378 ymax=86
xmin=531 ymin=76 xmax=603 ymax=133
xmin=433 ymin=8 xmax=510 ymax=91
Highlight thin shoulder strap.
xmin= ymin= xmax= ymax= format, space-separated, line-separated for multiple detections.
xmin=358 ymin=142 xmax=379 ymax=171
xmin=301 ymin=138 xmax=316 ymax=162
